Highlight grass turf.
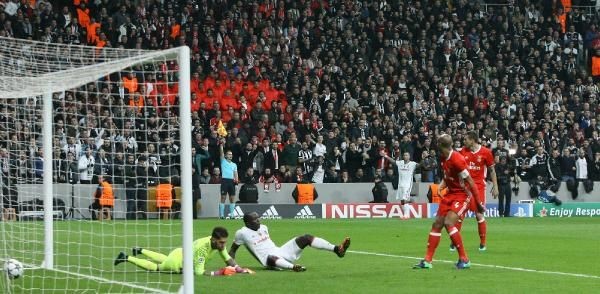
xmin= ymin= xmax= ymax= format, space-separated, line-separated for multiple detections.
xmin=2 ymin=217 xmax=599 ymax=293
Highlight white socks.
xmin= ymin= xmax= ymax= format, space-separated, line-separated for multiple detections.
xmin=310 ymin=237 xmax=335 ymax=251
xmin=274 ymin=258 xmax=294 ymax=269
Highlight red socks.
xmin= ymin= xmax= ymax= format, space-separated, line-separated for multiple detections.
xmin=456 ymin=217 xmax=487 ymax=246
xmin=424 ymin=227 xmax=442 ymax=262
xmin=447 ymin=225 xmax=468 ymax=261
xmin=478 ymin=218 xmax=487 ymax=246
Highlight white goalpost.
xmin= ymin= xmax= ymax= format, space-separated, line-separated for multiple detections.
xmin=0 ymin=37 xmax=193 ymax=293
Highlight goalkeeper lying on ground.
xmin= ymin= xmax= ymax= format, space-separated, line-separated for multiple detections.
xmin=114 ymin=226 xmax=253 ymax=276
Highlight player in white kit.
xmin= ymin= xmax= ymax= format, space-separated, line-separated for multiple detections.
xmin=380 ymin=151 xmax=418 ymax=219
xmin=229 ymin=212 xmax=351 ymax=271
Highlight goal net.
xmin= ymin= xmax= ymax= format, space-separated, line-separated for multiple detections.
xmin=0 ymin=37 xmax=194 ymax=293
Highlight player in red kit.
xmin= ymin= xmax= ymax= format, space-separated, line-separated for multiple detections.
xmin=449 ymin=131 xmax=498 ymax=251
xmin=414 ymin=134 xmax=484 ymax=270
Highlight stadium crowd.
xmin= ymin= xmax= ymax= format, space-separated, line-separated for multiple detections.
xmin=1 ymin=0 xmax=600 ymax=198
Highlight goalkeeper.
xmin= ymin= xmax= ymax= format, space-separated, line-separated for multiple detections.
xmin=114 ymin=226 xmax=253 ymax=276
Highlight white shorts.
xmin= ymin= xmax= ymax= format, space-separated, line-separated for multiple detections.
xmin=272 ymin=238 xmax=303 ymax=263
xmin=396 ymin=186 xmax=412 ymax=201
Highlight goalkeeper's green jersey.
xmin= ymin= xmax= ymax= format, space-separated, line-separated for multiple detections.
xmin=193 ymin=236 xmax=232 ymax=275
xmin=162 ymin=236 xmax=231 ymax=275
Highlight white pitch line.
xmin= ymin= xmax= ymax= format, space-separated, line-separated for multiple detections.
xmin=24 ymin=265 xmax=173 ymax=294
xmin=348 ymin=250 xmax=600 ymax=280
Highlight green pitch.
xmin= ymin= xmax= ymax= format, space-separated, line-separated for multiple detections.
xmin=2 ymin=217 xmax=600 ymax=293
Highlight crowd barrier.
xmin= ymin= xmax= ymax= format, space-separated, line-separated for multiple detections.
xmin=230 ymin=202 xmax=600 ymax=219
xmin=11 ymin=182 xmax=600 ymax=219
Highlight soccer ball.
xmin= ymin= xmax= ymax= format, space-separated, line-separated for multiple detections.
xmin=4 ymin=259 xmax=24 ymax=279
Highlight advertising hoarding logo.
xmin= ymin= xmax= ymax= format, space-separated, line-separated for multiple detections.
xmin=261 ymin=205 xmax=282 ymax=219
xmin=428 ymin=203 xmax=533 ymax=218
xmin=534 ymin=203 xmax=600 ymax=217
xmin=232 ymin=206 xmax=244 ymax=219
xmin=295 ymin=205 xmax=316 ymax=219
xmin=324 ymin=203 xmax=427 ymax=219
xmin=234 ymin=204 xmax=322 ymax=219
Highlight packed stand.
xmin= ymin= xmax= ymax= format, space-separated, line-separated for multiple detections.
xmin=0 ymin=0 xmax=599 ymax=205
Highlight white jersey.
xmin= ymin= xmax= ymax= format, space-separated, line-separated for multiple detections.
xmin=395 ymin=160 xmax=417 ymax=187
xmin=234 ymin=224 xmax=278 ymax=265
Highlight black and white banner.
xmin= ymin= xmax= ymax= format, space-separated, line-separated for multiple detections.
xmin=232 ymin=204 xmax=322 ymax=219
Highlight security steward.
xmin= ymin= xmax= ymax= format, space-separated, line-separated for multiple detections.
xmin=156 ymin=178 xmax=176 ymax=220
xmin=94 ymin=175 xmax=114 ymax=221
xmin=292 ymin=180 xmax=319 ymax=204
xmin=370 ymin=175 xmax=389 ymax=203
xmin=238 ymin=178 xmax=259 ymax=203
xmin=426 ymin=182 xmax=447 ymax=204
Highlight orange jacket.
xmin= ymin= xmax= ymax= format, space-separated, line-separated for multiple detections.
xmin=428 ymin=184 xmax=447 ymax=204
xmin=123 ymin=76 xmax=139 ymax=93
xmin=561 ymin=0 xmax=572 ymax=12
xmin=156 ymin=183 xmax=173 ymax=208
xmin=77 ymin=7 xmax=91 ymax=28
xmin=592 ymin=56 xmax=600 ymax=77
xmin=87 ymin=22 xmax=100 ymax=44
xmin=170 ymin=24 xmax=181 ymax=40
xmin=99 ymin=181 xmax=114 ymax=207
xmin=296 ymin=184 xmax=315 ymax=204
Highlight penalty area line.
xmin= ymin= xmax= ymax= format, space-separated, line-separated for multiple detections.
xmin=348 ymin=250 xmax=600 ymax=280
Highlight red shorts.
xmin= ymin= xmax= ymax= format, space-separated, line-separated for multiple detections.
xmin=437 ymin=194 xmax=469 ymax=218
xmin=467 ymin=186 xmax=486 ymax=213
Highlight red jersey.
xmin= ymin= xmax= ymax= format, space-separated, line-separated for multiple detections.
xmin=440 ymin=150 xmax=470 ymax=197
xmin=459 ymin=145 xmax=494 ymax=188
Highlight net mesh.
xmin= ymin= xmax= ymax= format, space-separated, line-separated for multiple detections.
xmin=0 ymin=36 xmax=188 ymax=293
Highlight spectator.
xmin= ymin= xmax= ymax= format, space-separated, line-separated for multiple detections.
xmin=2 ymin=0 xmax=600 ymax=191
xmin=94 ymin=148 xmax=111 ymax=184
xmin=199 ymin=168 xmax=211 ymax=185
xmin=259 ymin=168 xmax=280 ymax=193
xmin=78 ymin=147 xmax=95 ymax=184
xmin=324 ymin=166 xmax=339 ymax=184
xmin=33 ymin=149 xmax=44 ymax=182
xmin=110 ymin=152 xmax=124 ymax=185
xmin=591 ymin=152 xmax=600 ymax=181
xmin=310 ymin=156 xmax=327 ymax=184
xmin=209 ymin=167 xmax=221 ymax=184
xmin=420 ymin=150 xmax=436 ymax=182
xmin=339 ymin=170 xmax=352 ymax=184
xmin=530 ymin=146 xmax=550 ymax=179
xmin=575 ymin=149 xmax=589 ymax=182
xmin=560 ymin=149 xmax=577 ymax=182
xmin=263 ymin=141 xmax=281 ymax=172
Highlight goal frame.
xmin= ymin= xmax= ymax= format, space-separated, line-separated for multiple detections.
xmin=30 ymin=45 xmax=194 ymax=293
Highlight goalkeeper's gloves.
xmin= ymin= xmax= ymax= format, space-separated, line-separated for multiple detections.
xmin=212 ymin=266 xmax=237 ymax=276
xmin=234 ymin=265 xmax=255 ymax=274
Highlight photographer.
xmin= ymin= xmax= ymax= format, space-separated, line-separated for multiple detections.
xmin=78 ymin=147 xmax=95 ymax=184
